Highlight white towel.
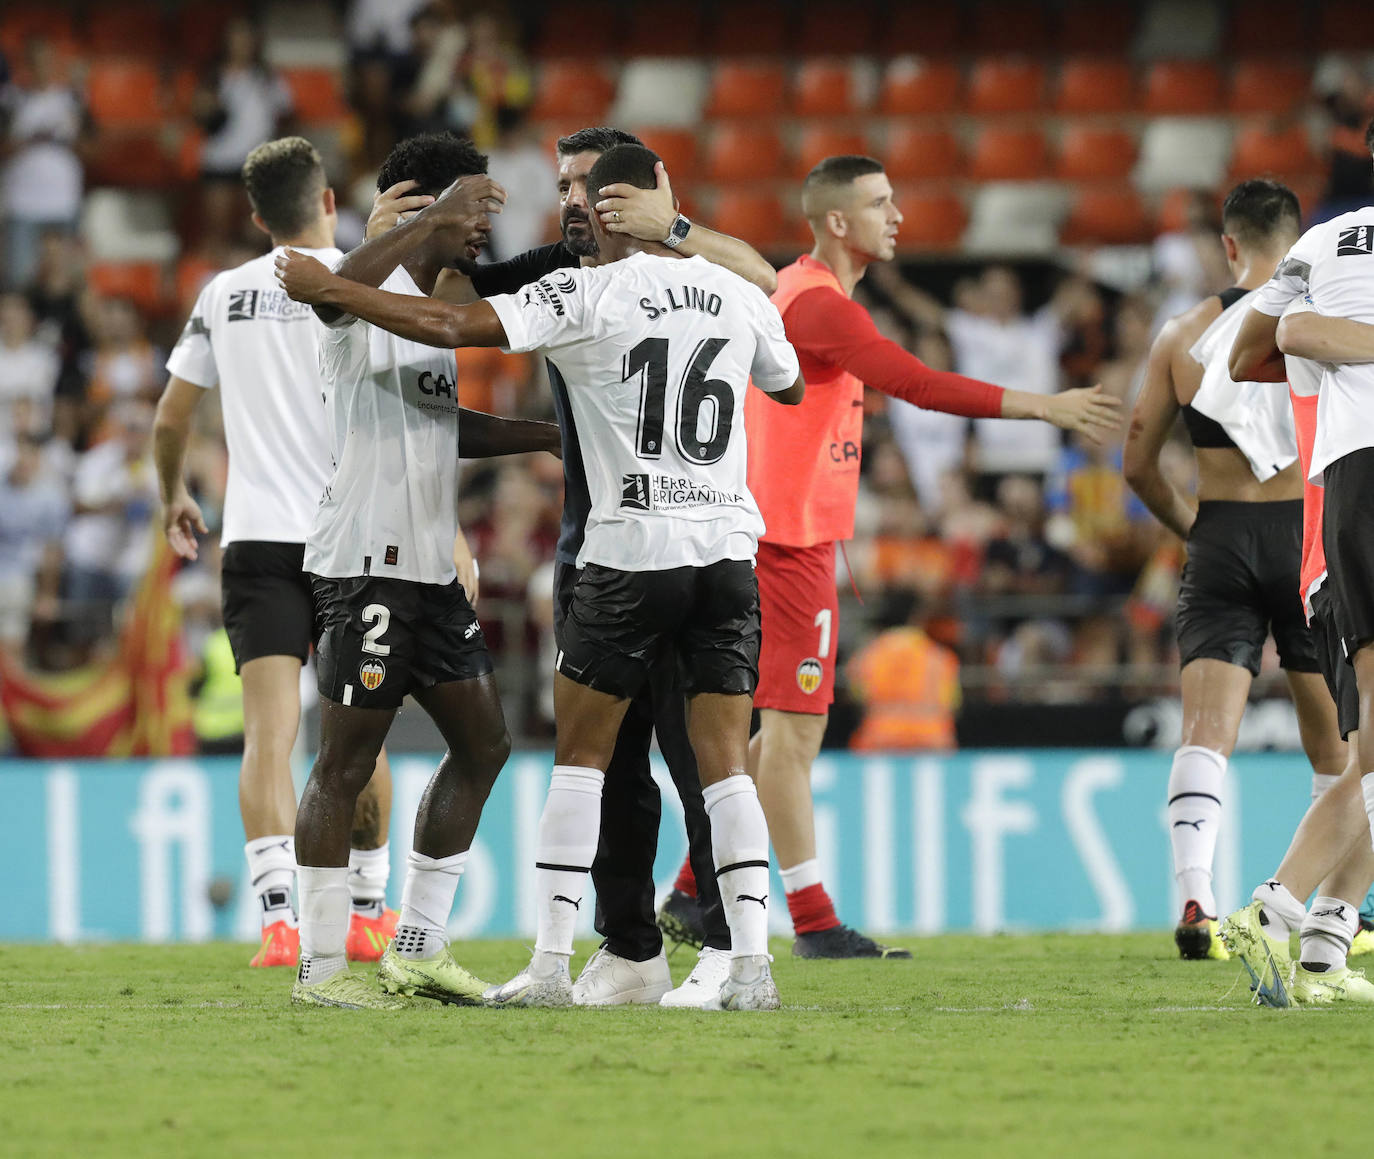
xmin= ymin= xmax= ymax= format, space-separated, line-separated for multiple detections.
xmin=1187 ymin=289 xmax=1297 ymax=482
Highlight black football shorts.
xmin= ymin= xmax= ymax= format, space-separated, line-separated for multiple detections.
xmin=220 ymin=540 xmax=314 ymax=671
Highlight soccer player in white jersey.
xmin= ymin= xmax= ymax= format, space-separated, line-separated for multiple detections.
xmin=153 ymin=137 xmax=400 ymax=968
xmin=285 ymin=133 xmax=559 ymax=1010
xmin=277 ymin=143 xmax=805 ymax=1010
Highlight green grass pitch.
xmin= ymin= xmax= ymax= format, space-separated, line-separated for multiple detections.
xmin=3 ymin=934 xmax=1374 ymax=1158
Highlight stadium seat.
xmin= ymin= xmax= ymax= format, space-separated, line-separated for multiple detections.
xmin=969 ymin=0 xmax=1052 ymax=55
xmin=795 ymin=127 xmax=871 ymax=179
xmin=705 ymin=62 xmax=787 ymax=119
xmin=82 ymin=2 xmax=168 ymax=56
xmin=0 ymin=5 xmax=76 ymax=58
xmin=532 ymin=1 xmax=619 ymax=58
xmin=893 ymin=188 xmax=968 ymax=250
xmin=1055 ymin=125 xmax=1137 ymax=181
xmin=88 ymin=261 xmax=170 ymax=316
xmin=1054 ymin=58 xmax=1135 ymax=115
xmin=797 ymin=0 xmax=879 ymax=55
xmin=282 ymin=68 xmax=349 ymax=124
xmin=86 ymin=132 xmax=175 ymax=190
xmin=174 ymin=3 xmax=234 ymax=66
xmin=1227 ymin=61 xmax=1311 ymax=116
xmin=1134 ymin=118 xmax=1232 ymax=192
xmin=883 ymin=126 xmax=964 ymax=181
xmin=793 ymin=60 xmax=862 ymax=118
xmin=708 ymin=0 xmax=788 ymax=56
xmin=969 ymin=125 xmax=1051 ymax=181
xmin=712 ymin=190 xmax=788 ymax=250
xmin=260 ymin=0 xmax=345 ymax=68
xmin=1226 ymin=0 xmax=1310 ymax=55
xmin=706 ymin=125 xmax=786 ymax=183
xmin=1141 ymin=60 xmax=1224 ymax=115
xmin=1136 ymin=0 xmax=1221 ymax=59
xmin=886 ymin=2 xmax=964 ymax=56
xmin=80 ymin=189 xmax=180 ymax=263
xmin=878 ymin=58 xmax=962 ymax=116
xmin=529 ymin=63 xmax=615 ymax=124
xmin=1229 ymin=123 xmax=1322 ymax=183
xmin=1318 ymin=0 xmax=1374 ymax=51
xmin=175 ymin=253 xmax=220 ymax=311
xmin=963 ymin=182 xmax=1070 ymax=254
xmin=1056 ymin=0 xmax=1137 ymax=54
xmin=1155 ymin=186 xmax=1216 ymax=234
xmin=611 ymin=60 xmax=708 ymax=128
xmin=967 ymin=58 xmax=1046 ymax=115
xmin=1060 ymin=185 xmax=1152 ymax=245
xmin=86 ymin=60 xmax=165 ymax=130
xmin=622 ymin=2 xmax=705 ymax=55
xmin=638 ymin=129 xmax=698 ymax=180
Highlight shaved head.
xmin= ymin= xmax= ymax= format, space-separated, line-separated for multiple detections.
xmin=801 ymin=154 xmax=885 ymax=223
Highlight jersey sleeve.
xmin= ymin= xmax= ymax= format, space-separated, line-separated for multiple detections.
xmin=164 ymin=282 xmax=218 ymax=388
xmin=783 ymin=288 xmax=1005 ymax=418
xmin=487 ymin=268 xmax=591 ymax=355
xmin=748 ymin=297 xmax=800 ymax=393
xmin=1252 ymin=226 xmax=1323 ymax=316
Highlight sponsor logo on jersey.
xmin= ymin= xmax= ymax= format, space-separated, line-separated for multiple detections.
xmin=829 ymin=441 xmax=861 ymax=462
xmin=796 ymin=658 xmax=823 ymax=694
xmin=464 ymin=622 xmax=481 ymax=640
xmin=1338 ymin=225 xmax=1374 ymax=256
xmin=619 ymin=473 xmax=744 ymax=512
xmin=227 ymin=290 xmax=258 ymax=320
xmin=531 ymin=278 xmax=565 ymax=317
xmin=358 ymin=658 xmax=386 ymax=691
xmin=227 ymin=288 xmax=315 ymax=322
xmin=621 ymin=473 xmax=651 ymax=511
xmin=417 ymin=371 xmax=455 ymax=398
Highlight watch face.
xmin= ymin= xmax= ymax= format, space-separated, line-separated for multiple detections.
xmin=671 ymin=216 xmax=691 ymax=241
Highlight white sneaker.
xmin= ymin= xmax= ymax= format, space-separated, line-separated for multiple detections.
xmin=483 ymin=953 xmax=574 ymax=1007
xmin=718 ymin=953 xmax=780 ymax=1012
xmin=660 ymin=946 xmax=732 ymax=1009
xmin=572 ymin=946 xmax=672 ymax=1006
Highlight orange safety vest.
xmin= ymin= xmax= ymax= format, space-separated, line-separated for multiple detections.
xmin=848 ymin=627 xmax=959 ymax=752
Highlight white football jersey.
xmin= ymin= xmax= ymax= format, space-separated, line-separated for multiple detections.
xmin=1251 ymin=207 xmax=1374 ymax=482
xmin=165 ymin=245 xmax=342 ymax=546
xmin=488 ymin=253 xmax=799 ymax=571
xmin=304 ymin=265 xmax=462 ymax=585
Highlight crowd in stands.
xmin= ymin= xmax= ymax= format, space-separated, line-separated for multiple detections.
xmin=3 ymin=0 xmax=1374 ymax=753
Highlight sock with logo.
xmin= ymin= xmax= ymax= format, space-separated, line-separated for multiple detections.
xmin=1300 ymin=895 xmax=1359 ymax=972
xmin=393 ymin=849 xmax=467 ymax=960
xmin=1251 ymin=879 xmax=1307 ymax=941
xmin=1312 ymin=773 xmax=1340 ymax=802
xmin=533 ymin=766 xmax=604 ymax=961
xmin=674 ymin=855 xmax=698 ymax=898
xmin=1168 ymin=745 xmax=1227 ymax=917
xmin=348 ymin=842 xmax=390 ymax=917
xmin=245 ymin=835 xmax=297 ymax=931
xmin=296 ymin=865 xmax=350 ymax=984
xmin=781 ymin=858 xmax=841 ymax=935
xmin=704 ymin=775 xmax=771 ymax=959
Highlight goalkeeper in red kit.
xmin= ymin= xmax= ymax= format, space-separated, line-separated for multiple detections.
xmin=650 ymin=156 xmax=1119 ymax=960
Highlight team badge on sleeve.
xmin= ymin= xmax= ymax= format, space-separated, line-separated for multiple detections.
xmin=796 ymin=658 xmax=823 ymax=694
xmin=358 ymin=659 xmax=386 ymax=691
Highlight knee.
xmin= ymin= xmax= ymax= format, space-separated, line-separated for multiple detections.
xmin=458 ymin=726 xmax=511 ymax=788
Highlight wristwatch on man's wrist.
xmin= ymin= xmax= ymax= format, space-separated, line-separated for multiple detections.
xmin=663 ymin=213 xmax=692 ymax=248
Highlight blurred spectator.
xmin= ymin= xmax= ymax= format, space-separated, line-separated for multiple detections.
xmin=979 ymin=475 xmax=1072 ymax=601
xmin=884 ymin=326 xmax=970 ymax=512
xmin=457 ymin=12 xmax=532 ymax=149
xmin=399 ymin=1 xmax=470 ymax=138
xmin=483 ymin=107 xmax=557 ymax=261
xmin=1152 ymin=189 xmax=1229 ymax=327
xmin=1056 ymin=276 xmax=1110 ymax=390
xmin=347 ymin=0 xmax=428 ymax=167
xmin=82 ymin=297 xmax=163 ymax=443
xmin=0 ymin=292 xmax=59 ymax=434
xmin=26 ymin=229 xmax=92 ymax=424
xmin=1312 ymin=57 xmax=1374 ymax=222
xmin=1095 ymin=293 xmax=1154 ymax=410
xmin=0 ymin=433 xmax=68 ymax=650
xmin=0 ymin=38 xmax=91 ymax=289
xmin=193 ymin=19 xmax=293 ymax=246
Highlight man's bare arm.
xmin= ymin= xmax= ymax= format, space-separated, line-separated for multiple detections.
xmin=1277 ymin=312 xmax=1374 ymax=363
xmin=1228 ymin=307 xmax=1286 ymax=382
xmin=152 ymin=375 xmax=209 ymax=561
xmin=1123 ymin=322 xmax=1196 ymax=540
xmin=768 ymin=375 xmax=805 ymax=406
xmin=458 ymin=409 xmax=562 ymax=457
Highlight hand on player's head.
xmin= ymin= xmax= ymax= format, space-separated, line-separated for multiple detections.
xmin=366 ymin=178 xmax=435 ymax=239
xmin=1049 ymin=384 xmax=1122 ymax=443
xmin=595 ymin=160 xmax=674 ymax=241
xmin=426 ymin=174 xmax=507 ymax=226
xmin=274 ymin=248 xmax=335 ymax=303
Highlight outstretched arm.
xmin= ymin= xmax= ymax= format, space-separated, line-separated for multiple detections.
xmin=1278 ymin=312 xmax=1374 ymax=363
xmin=1123 ymin=321 xmax=1195 ymax=540
xmin=277 ymin=249 xmax=508 ymax=348
xmin=458 ymin=408 xmax=562 ymax=458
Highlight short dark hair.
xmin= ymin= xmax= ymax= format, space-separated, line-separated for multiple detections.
xmin=587 ymin=144 xmax=661 ymax=199
xmin=556 ymin=126 xmax=643 ymax=157
xmin=376 ymin=131 xmax=488 ymax=199
xmin=801 ymin=154 xmax=886 ymax=220
xmin=241 ymin=137 xmax=326 ymax=237
xmin=1221 ymin=178 xmax=1302 ymax=247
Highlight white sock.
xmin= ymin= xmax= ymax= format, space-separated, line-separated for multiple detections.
xmin=1312 ymin=773 xmax=1340 ymax=802
xmin=297 ymin=865 xmax=350 ymax=983
xmin=532 ymin=765 xmax=604 ymax=964
xmin=1361 ymin=773 xmax=1374 ymax=850
xmin=348 ymin=843 xmax=390 ymax=914
xmin=1168 ymin=745 xmax=1227 ymax=916
xmin=1251 ymin=879 xmax=1307 ymax=939
xmin=395 ymin=850 xmax=468 ymax=959
xmin=245 ymin=836 xmax=296 ymax=929
xmin=704 ymin=774 xmax=771 ymax=959
xmin=780 ymin=858 xmax=822 ymax=895
xmin=1300 ymin=895 xmax=1359 ymax=971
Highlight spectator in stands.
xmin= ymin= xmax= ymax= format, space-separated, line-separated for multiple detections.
xmin=1152 ymin=189 xmax=1228 ymax=326
xmin=883 ymin=325 xmax=970 ymax=513
xmin=1312 ymin=58 xmax=1374 ymax=222
xmin=346 ymin=0 xmax=428 ymax=166
xmin=1096 ymin=293 xmax=1153 ymax=410
xmin=193 ymin=19 xmax=294 ymax=246
xmin=82 ymin=297 xmax=163 ymax=444
xmin=399 ymin=1 xmax=471 ymax=138
xmin=980 ymin=474 xmax=1071 ymax=601
xmin=0 ymin=292 xmax=59 ymax=436
xmin=0 ymin=433 xmax=68 ymax=651
xmin=455 ymin=11 xmax=531 ymax=150
xmin=0 ymin=37 xmax=91 ymax=290
xmin=483 ymin=107 xmax=557 ymax=262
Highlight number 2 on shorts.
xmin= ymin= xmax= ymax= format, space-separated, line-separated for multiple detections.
xmin=361 ymin=603 xmax=391 ymax=655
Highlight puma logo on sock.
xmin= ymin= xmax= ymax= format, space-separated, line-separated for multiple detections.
xmin=553 ymin=895 xmax=581 ymax=909
xmin=1172 ymin=819 xmax=1204 ymax=830
xmin=737 ymin=893 xmax=768 ymax=907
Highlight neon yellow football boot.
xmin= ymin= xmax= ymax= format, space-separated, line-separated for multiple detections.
xmin=1219 ymin=900 xmax=1291 ymax=1007
xmin=1288 ymin=963 xmax=1374 ymax=1006
xmin=290 ymin=969 xmax=407 ymax=1010
xmin=377 ymin=944 xmax=488 ymax=1006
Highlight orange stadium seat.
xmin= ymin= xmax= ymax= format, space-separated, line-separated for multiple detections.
xmin=705 ymin=62 xmax=787 ymax=119
xmin=283 ymin=68 xmax=349 ymax=124
xmin=1156 ymin=187 xmax=1215 ymax=234
xmin=795 ymin=127 xmax=870 ymax=178
xmin=622 ymin=2 xmax=705 ymax=55
xmin=1318 ymin=0 xmax=1374 ymax=51
xmin=1055 ymin=125 xmax=1137 ymax=181
xmin=708 ymin=0 xmax=788 ymax=56
xmin=1055 ymin=58 xmax=1135 ymax=114
xmin=639 ymin=129 xmax=697 ymax=179
xmin=970 ymin=0 xmax=1051 ymax=55
xmin=706 ymin=125 xmax=786 ymax=183
xmin=174 ymin=3 xmax=234 ymax=66
xmin=529 ymin=63 xmax=615 ymax=123
xmin=969 ymin=125 xmax=1050 ymax=180
xmin=793 ymin=60 xmax=860 ymax=117
xmin=532 ymin=2 xmax=619 ymax=58
xmin=879 ymin=58 xmax=962 ymax=116
xmin=1229 ymin=123 xmax=1321 ymax=183
xmin=1227 ymin=0 xmax=1310 ymax=54
xmin=712 ymin=191 xmax=788 ymax=249
xmin=1060 ymin=186 xmax=1151 ymax=245
xmin=967 ymin=58 xmax=1046 ymax=115
xmin=797 ymin=0 xmax=878 ymax=55
xmin=883 ymin=126 xmax=964 ymax=181
xmin=1142 ymin=61 xmax=1223 ymax=116
xmin=1228 ymin=61 xmax=1311 ymax=116
xmin=894 ymin=189 xmax=967 ymax=250
xmin=86 ymin=132 xmax=175 ymax=189
xmin=1056 ymin=0 xmax=1137 ymax=54
xmin=886 ymin=3 xmax=964 ymax=56
xmin=0 ymin=6 xmax=76 ymax=58
xmin=83 ymin=2 xmax=168 ymax=56
xmin=86 ymin=60 xmax=165 ymax=129
xmin=88 ymin=261 xmax=169 ymax=316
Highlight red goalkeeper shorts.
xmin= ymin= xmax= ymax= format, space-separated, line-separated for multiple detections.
xmin=754 ymin=540 xmax=838 ymax=716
